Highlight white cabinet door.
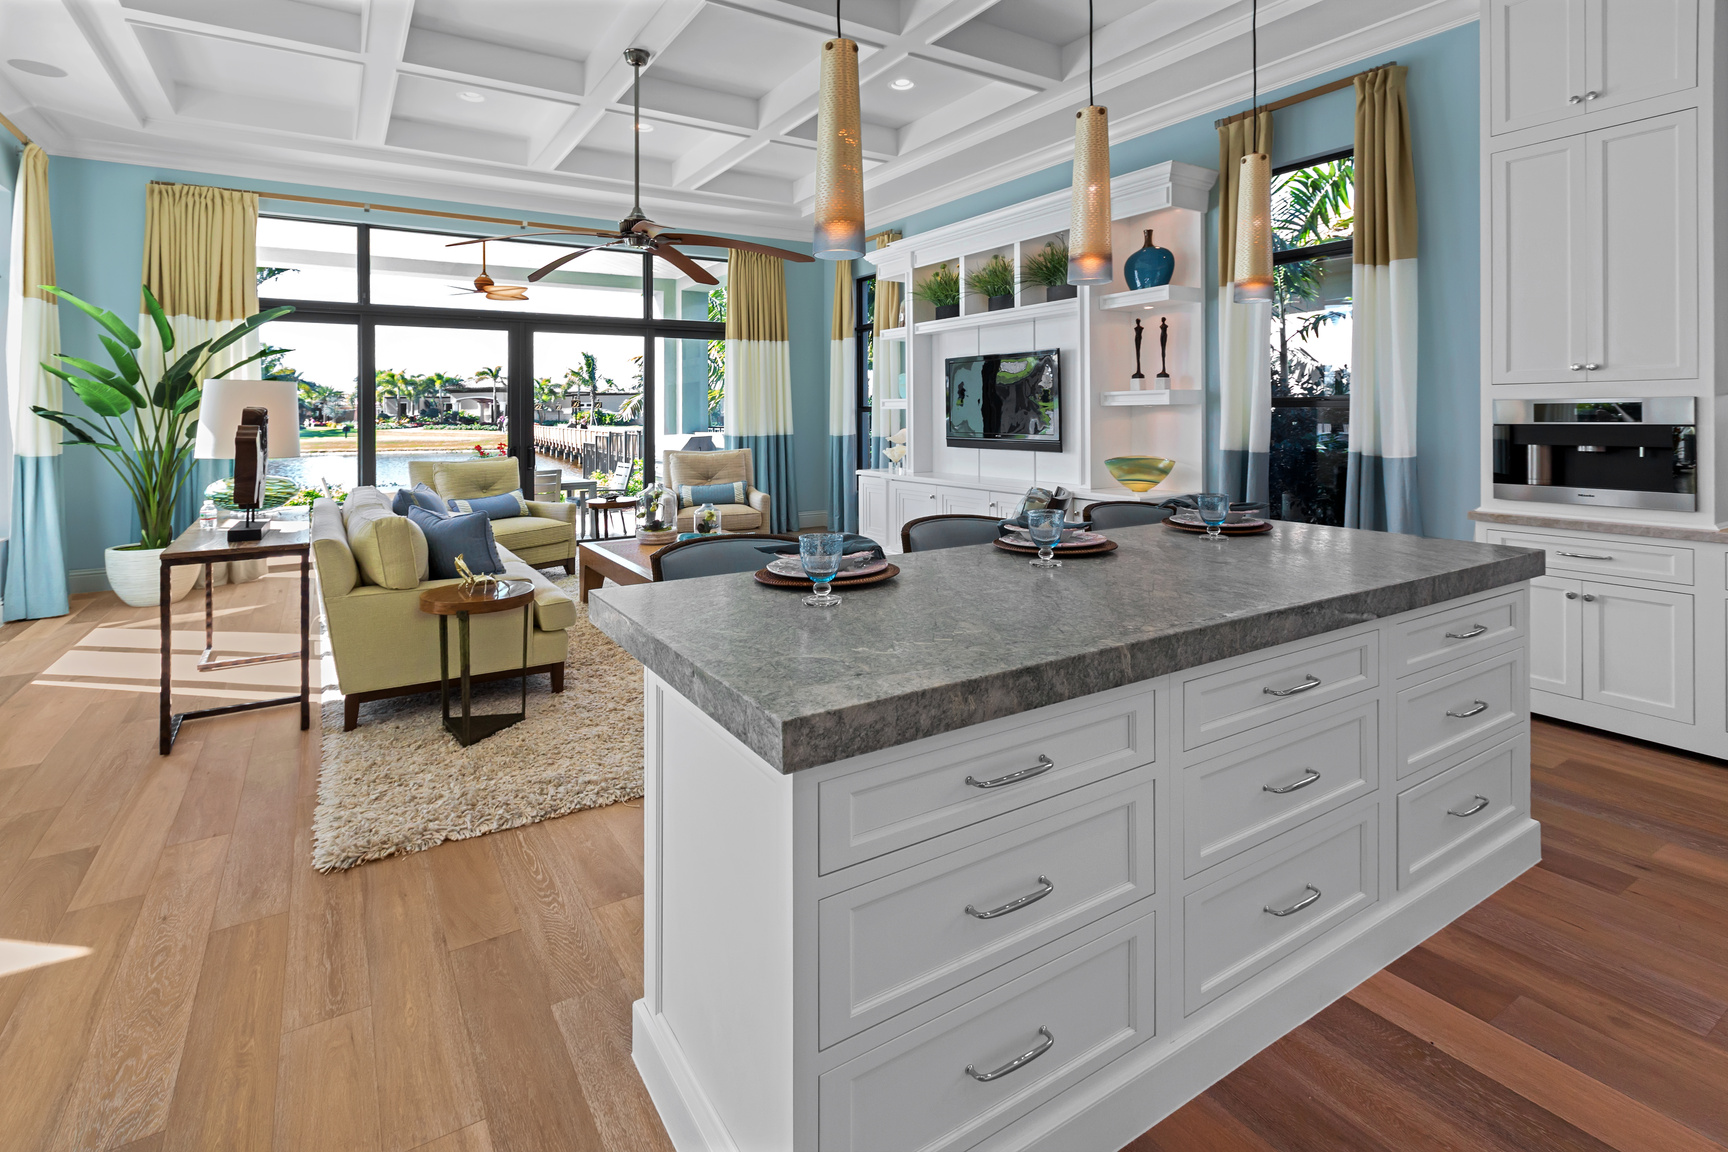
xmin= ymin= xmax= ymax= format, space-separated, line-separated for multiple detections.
xmin=991 ymin=490 xmax=1027 ymax=518
xmin=1585 ymin=0 xmax=1698 ymax=116
xmin=1528 ymin=576 xmax=1583 ymax=698
xmin=890 ymin=481 xmax=939 ymax=550
xmin=1491 ymin=136 xmax=1588 ymax=384
xmin=1585 ymin=110 xmax=1698 ymax=383
xmin=1582 ymin=581 xmax=1694 ymax=723
xmin=939 ymin=486 xmax=994 ymax=516
xmin=858 ymin=476 xmax=890 ymax=544
xmin=1488 ymin=0 xmax=1586 ymax=135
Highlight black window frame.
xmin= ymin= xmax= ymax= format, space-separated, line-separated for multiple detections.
xmin=1269 ymin=146 xmax=1353 ymax=419
xmin=853 ymin=273 xmax=876 ymax=470
xmin=258 ymin=215 xmax=727 ymax=492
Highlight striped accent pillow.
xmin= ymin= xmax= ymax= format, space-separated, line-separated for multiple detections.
xmin=679 ymin=481 xmax=746 ymax=508
xmin=447 ymin=489 xmax=530 ymax=520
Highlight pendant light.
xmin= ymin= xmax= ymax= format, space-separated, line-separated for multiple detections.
xmin=1067 ymin=0 xmax=1112 ymax=285
xmin=1233 ymin=0 xmax=1274 ymax=302
xmin=814 ymin=0 xmax=865 ymax=259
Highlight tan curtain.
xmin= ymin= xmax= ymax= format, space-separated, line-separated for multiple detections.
xmin=1345 ymin=65 xmax=1421 ymax=534
xmin=828 ymin=260 xmax=856 ymax=532
xmin=867 ymin=231 xmax=900 ymax=470
xmin=723 ymin=250 xmax=797 ymax=530
xmin=1216 ymin=109 xmax=1272 ymax=503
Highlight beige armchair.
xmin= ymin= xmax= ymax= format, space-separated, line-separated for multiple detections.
xmin=408 ymin=458 xmax=579 ymax=574
xmin=663 ymin=447 xmax=772 ymax=532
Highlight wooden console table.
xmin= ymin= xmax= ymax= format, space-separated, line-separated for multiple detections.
xmin=577 ymin=537 xmax=667 ymax=603
xmin=159 ymin=519 xmax=311 ymax=754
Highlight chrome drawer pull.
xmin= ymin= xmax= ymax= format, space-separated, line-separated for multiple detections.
xmin=1263 ymin=674 xmax=1321 ymax=698
xmin=1446 ymin=700 xmax=1489 ymax=719
xmin=1263 ymin=769 xmax=1321 ymax=795
xmin=1265 ymin=885 xmax=1322 ymax=917
xmin=1448 ymin=795 xmax=1491 ymax=818
xmin=966 ymin=755 xmax=1055 ymax=790
xmin=1444 ymin=624 xmax=1488 ymax=640
xmin=966 ymin=1026 xmax=1054 ymax=1082
xmin=966 ymin=875 xmax=1054 ymax=920
xmin=1555 ymin=550 xmax=1613 ymax=561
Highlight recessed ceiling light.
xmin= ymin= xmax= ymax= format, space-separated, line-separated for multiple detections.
xmin=8 ymin=59 xmax=67 ymax=78
xmin=635 ymin=122 xmax=654 ymax=132
xmin=890 ymin=77 xmax=915 ymax=90
xmin=458 ymin=90 xmax=485 ymax=103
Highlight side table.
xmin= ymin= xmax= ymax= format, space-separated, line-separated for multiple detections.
xmin=419 ymin=579 xmax=536 ymax=747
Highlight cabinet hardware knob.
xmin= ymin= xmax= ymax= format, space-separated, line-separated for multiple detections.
xmin=965 ymin=755 xmax=1055 ymax=790
xmin=1444 ymin=624 xmax=1489 ymax=640
xmin=1263 ymin=674 xmax=1321 ymax=697
xmin=1565 ymin=591 xmax=1579 ymax=600
xmin=965 ymin=875 xmax=1054 ymax=920
xmin=965 ymin=1026 xmax=1054 ymax=1081
xmin=1583 ymin=363 xmax=1601 ymax=370
xmin=1448 ymin=795 xmax=1492 ymax=818
xmin=1568 ymin=94 xmax=1584 ymax=104
xmin=1555 ymin=551 xmax=1613 ymax=560
xmin=928 ymin=492 xmax=937 ymax=499
xmin=1568 ymin=363 xmax=1585 ymax=371
xmin=1264 ymin=769 xmax=1322 ymax=794
xmin=1583 ymin=90 xmax=1599 ymax=100
xmin=1581 ymin=593 xmax=1597 ymax=602
xmin=1446 ymin=700 xmax=1490 ymax=719
xmin=1264 ymin=885 xmax=1322 ymax=917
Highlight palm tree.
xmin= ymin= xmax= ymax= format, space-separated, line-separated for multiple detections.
xmin=534 ymin=375 xmax=564 ymax=418
xmin=424 ymin=372 xmax=464 ymax=415
xmin=297 ymin=380 xmax=340 ymax=423
xmin=1270 ymin=157 xmax=1354 ymax=399
xmin=375 ymin=368 xmax=410 ymax=418
xmin=474 ymin=364 xmax=505 ymax=426
xmin=564 ymin=353 xmax=611 ymax=421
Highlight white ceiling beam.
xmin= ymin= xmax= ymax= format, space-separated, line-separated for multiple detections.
xmin=62 ymin=0 xmax=166 ymax=126
xmin=355 ymin=0 xmax=414 ymax=145
xmin=932 ymin=22 xmax=1060 ymax=82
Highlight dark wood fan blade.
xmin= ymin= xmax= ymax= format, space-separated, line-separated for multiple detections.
xmin=446 ymin=228 xmax=619 ymax=247
xmin=652 ymin=243 xmax=720 ymax=286
xmin=653 ymin=233 xmax=814 ymax=262
xmin=527 ymin=242 xmax=624 ymax=282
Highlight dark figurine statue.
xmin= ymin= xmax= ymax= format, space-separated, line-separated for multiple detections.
xmin=1156 ymin=316 xmax=1171 ymax=380
xmin=1131 ymin=318 xmax=1145 ymax=384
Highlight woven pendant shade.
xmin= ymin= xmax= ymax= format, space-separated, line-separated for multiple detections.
xmin=1067 ymin=105 xmax=1113 ymax=285
xmin=1232 ymin=150 xmax=1274 ymax=301
xmin=814 ymin=37 xmax=865 ymax=260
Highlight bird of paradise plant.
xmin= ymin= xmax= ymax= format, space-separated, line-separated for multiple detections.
xmin=31 ymin=285 xmax=293 ymax=549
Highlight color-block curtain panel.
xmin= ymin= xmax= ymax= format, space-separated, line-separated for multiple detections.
xmin=827 ymin=259 xmax=856 ymax=533
xmin=1216 ymin=109 xmax=1273 ymax=505
xmin=723 ymin=250 xmax=798 ymax=533
xmin=3 ymin=144 xmax=69 ymax=621
xmin=868 ymin=232 xmax=901 ymax=469
xmin=1345 ymin=67 xmax=1422 ymax=534
xmin=141 ymin=182 xmax=264 ymax=564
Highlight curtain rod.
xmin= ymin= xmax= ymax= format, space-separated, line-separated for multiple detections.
xmin=1214 ymin=62 xmax=1394 ymax=128
xmin=0 ymin=111 xmax=30 ymax=147
xmin=147 ymin=179 xmax=602 ymax=235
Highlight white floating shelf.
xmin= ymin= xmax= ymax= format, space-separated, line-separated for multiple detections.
xmin=912 ymin=296 xmax=1079 ymax=334
xmin=1097 ymin=284 xmax=1205 ymax=311
xmin=876 ymin=326 xmax=907 ymax=340
xmin=875 ymin=398 xmax=908 ymax=410
xmin=1100 ymin=388 xmax=1202 ymax=406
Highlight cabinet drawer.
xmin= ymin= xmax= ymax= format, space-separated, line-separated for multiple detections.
xmin=1394 ymin=591 xmax=1525 ymax=680
xmin=1181 ymin=632 xmax=1378 ymax=751
xmin=1397 ymin=736 xmax=1525 ymax=889
xmin=1484 ymin=530 xmax=1693 ymax=586
xmin=1182 ymin=700 xmax=1377 ymax=878
xmin=818 ymin=780 xmax=1155 ymax=1047
xmin=818 ymin=692 xmax=1153 ymax=873
xmin=1396 ymin=650 xmax=1526 ymax=781
xmin=1183 ymin=809 xmax=1377 ymax=1014
xmin=818 ymin=913 xmax=1156 ymax=1152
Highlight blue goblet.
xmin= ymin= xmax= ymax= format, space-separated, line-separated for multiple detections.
xmin=1027 ymin=509 xmax=1064 ymax=568
xmin=800 ymin=533 xmax=844 ymax=607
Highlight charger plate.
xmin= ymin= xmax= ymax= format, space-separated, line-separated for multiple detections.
xmin=753 ymin=564 xmax=900 ymax=590
xmin=993 ymin=537 xmax=1118 ymax=557
xmin=765 ymin=554 xmax=890 ymax=579
xmin=1163 ymin=519 xmax=1274 ymax=536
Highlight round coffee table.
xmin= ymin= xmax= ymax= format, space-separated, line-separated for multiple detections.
xmin=419 ymin=579 xmax=536 ymax=747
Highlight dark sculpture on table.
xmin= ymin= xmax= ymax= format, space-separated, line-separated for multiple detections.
xmin=1131 ymin=318 xmax=1146 ymax=389
xmin=227 ymin=406 xmax=269 ymax=543
xmin=1156 ymin=316 xmax=1171 ymax=384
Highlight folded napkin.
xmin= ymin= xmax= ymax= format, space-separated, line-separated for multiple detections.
xmin=998 ymin=514 xmax=1091 ymax=531
xmin=756 ymin=533 xmax=886 ymax=561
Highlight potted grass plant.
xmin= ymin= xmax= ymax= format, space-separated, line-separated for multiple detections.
xmin=31 ymin=285 xmax=292 ymax=606
xmin=913 ymin=263 xmax=962 ymax=320
xmin=1021 ymin=241 xmax=1077 ymax=303
xmin=966 ymin=254 xmax=1017 ymax=311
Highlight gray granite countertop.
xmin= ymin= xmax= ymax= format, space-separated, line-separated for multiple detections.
xmin=1468 ymin=508 xmax=1728 ymax=544
xmin=589 ymin=523 xmax=1546 ymax=772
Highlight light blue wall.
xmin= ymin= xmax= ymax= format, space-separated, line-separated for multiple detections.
xmin=878 ymin=22 xmax=1481 ymax=540
xmin=35 ymin=157 xmax=831 ymax=582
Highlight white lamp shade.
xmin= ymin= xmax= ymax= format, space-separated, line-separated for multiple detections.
xmin=196 ymin=378 xmax=302 ymax=459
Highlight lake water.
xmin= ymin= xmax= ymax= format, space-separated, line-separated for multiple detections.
xmin=271 ymin=451 xmax=590 ymax=491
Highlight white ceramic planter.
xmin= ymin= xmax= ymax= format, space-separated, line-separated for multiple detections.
xmin=104 ymin=544 xmax=198 ymax=608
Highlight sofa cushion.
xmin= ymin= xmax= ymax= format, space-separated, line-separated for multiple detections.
xmin=430 ymin=458 xmax=520 ymax=501
xmin=679 ymin=480 xmax=745 ymax=508
xmin=310 ymin=498 xmax=357 ymax=599
xmin=342 ymin=501 xmax=429 ymax=589
xmin=498 ymin=556 xmax=579 ymax=631
xmin=448 ymin=489 xmax=528 ymax=520
xmin=491 ymin=514 xmax=575 ymax=554
xmin=666 ymin=448 xmax=750 ymax=489
xmin=411 ymin=508 xmax=504 ymax=580
xmin=392 ymin=483 xmax=448 ymax=517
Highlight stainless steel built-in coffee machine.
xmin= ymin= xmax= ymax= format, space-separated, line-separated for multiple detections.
xmin=1492 ymin=398 xmax=1696 ymax=512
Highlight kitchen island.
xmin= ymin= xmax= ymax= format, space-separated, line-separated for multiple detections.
xmin=589 ymin=523 xmax=1547 ymax=1152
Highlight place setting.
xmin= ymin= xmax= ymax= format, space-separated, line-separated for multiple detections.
xmin=994 ymin=507 xmax=1117 ymax=568
xmin=753 ymin=533 xmax=899 ymax=606
xmin=1162 ymin=494 xmax=1274 ymax=539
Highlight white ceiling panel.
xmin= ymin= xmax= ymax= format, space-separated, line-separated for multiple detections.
xmin=119 ymin=0 xmax=363 ymax=53
xmin=649 ymin=5 xmax=828 ymax=101
xmin=133 ymin=24 xmax=363 ymax=138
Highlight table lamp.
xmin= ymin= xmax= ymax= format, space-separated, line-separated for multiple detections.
xmin=196 ymin=378 xmax=301 ymax=542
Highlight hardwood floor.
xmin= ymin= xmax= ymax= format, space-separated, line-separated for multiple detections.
xmin=1 ymin=566 xmax=1725 ymax=1151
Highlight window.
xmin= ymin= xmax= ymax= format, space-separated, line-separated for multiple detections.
xmin=255 ymin=215 xmax=726 ymax=496
xmin=855 ymin=274 xmax=875 ymax=468
xmin=1268 ymin=151 xmax=1353 ymax=525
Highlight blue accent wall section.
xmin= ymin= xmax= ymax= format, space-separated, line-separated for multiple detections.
xmin=36 ymin=156 xmax=831 ymax=583
xmin=877 ymin=23 xmax=1481 ymax=540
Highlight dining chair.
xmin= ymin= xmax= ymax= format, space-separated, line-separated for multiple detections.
xmin=900 ymin=514 xmax=1003 ymax=553
xmin=1080 ymin=500 xmax=1177 ymax=531
xmin=650 ymin=533 xmax=801 ymax=581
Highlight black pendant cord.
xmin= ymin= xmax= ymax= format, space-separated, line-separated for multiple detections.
xmin=835 ymin=0 xmax=841 ymax=40
xmin=1087 ymin=0 xmax=1094 ymax=107
xmin=1251 ymin=0 xmax=1258 ymax=113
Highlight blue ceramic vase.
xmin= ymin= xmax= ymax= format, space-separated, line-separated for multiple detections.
xmin=1124 ymin=229 xmax=1175 ymax=289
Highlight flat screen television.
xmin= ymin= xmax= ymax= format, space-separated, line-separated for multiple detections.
xmin=944 ymin=349 xmax=1061 ymax=452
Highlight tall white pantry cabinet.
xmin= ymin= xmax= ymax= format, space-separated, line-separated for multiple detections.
xmin=1475 ymin=0 xmax=1728 ymax=759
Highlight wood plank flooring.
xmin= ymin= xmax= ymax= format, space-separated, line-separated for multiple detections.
xmin=1 ymin=567 xmax=1725 ymax=1151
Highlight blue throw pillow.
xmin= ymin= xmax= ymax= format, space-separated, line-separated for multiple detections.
xmin=392 ymin=483 xmax=448 ymax=517
xmin=679 ymin=481 xmax=745 ymax=508
xmin=446 ymin=489 xmax=529 ymax=520
xmin=409 ymin=507 xmax=504 ymax=580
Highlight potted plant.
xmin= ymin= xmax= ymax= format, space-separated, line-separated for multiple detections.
xmin=32 ymin=286 xmax=292 ymax=606
xmin=913 ymin=263 xmax=962 ymax=320
xmin=965 ymin=254 xmax=1017 ymax=311
xmin=1021 ymin=241 xmax=1077 ymax=303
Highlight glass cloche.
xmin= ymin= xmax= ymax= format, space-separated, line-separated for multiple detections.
xmin=635 ymin=481 xmax=677 ymax=533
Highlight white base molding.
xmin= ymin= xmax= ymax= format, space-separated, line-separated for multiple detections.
xmin=633 ymin=1001 xmax=743 ymax=1152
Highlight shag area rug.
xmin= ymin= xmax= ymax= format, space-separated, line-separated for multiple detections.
xmin=311 ymin=577 xmax=642 ymax=871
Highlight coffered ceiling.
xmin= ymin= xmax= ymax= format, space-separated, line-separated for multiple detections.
xmin=0 ymin=0 xmax=1470 ymax=240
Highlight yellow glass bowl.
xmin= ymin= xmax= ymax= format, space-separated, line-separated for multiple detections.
xmin=1105 ymin=456 xmax=1176 ymax=492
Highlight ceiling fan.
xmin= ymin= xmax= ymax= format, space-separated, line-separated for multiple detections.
xmin=445 ymin=239 xmax=530 ymax=301
xmin=445 ymin=48 xmax=814 ymax=288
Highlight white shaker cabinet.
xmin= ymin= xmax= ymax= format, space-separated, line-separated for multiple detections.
xmin=1487 ymin=0 xmax=1586 ymax=135
xmin=857 ymin=475 xmax=890 ymax=545
xmin=1489 ymin=135 xmax=1587 ymax=384
xmin=1580 ymin=579 xmax=1695 ymax=723
xmin=1585 ymin=0 xmax=1699 ymax=120
xmin=938 ymin=486 xmax=994 ymax=517
xmin=1526 ymin=576 xmax=1583 ymax=698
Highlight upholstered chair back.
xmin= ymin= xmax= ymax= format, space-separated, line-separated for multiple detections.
xmin=651 ymin=533 xmax=798 ymax=581
xmin=900 ymin=514 xmax=1003 ymax=553
xmin=1082 ymin=501 xmax=1175 ymax=531
xmin=664 ymin=448 xmax=754 ymax=491
xmin=409 ymin=457 xmax=521 ymax=501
